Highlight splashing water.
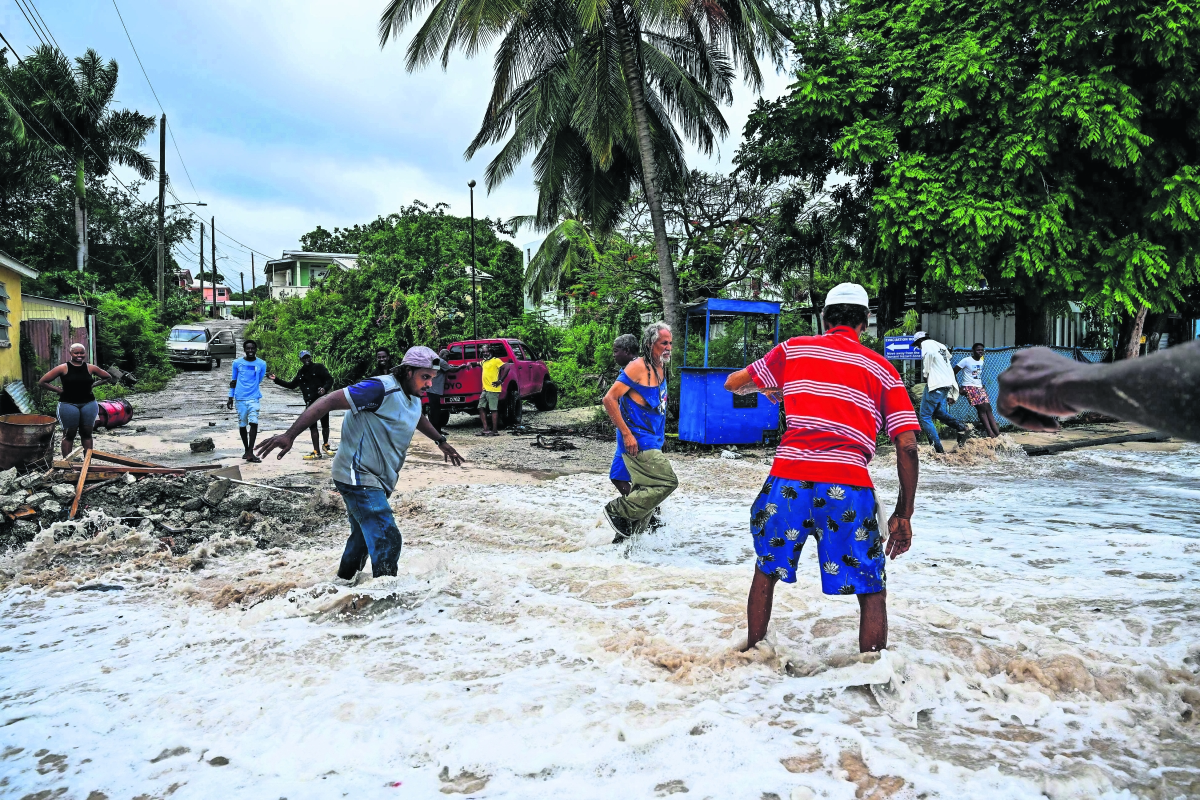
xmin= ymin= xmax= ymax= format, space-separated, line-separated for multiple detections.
xmin=2 ymin=445 xmax=1198 ymax=798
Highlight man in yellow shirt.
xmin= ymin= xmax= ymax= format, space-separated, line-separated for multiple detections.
xmin=477 ymin=343 xmax=511 ymax=436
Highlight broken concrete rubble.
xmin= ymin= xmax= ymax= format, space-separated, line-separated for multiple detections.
xmin=190 ymin=437 xmax=215 ymax=453
xmin=50 ymin=484 xmax=75 ymax=501
xmin=0 ymin=455 xmax=344 ymax=557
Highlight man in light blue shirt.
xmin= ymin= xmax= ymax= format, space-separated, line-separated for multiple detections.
xmin=256 ymin=346 xmax=464 ymax=579
xmin=227 ymin=339 xmax=268 ymax=462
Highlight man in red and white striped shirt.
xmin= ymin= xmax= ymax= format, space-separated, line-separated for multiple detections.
xmin=725 ymin=283 xmax=921 ymax=653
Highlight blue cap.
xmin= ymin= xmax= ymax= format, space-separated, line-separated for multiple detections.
xmin=299 ymin=350 xmax=312 ymax=359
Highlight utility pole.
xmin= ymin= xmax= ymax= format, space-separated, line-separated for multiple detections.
xmin=250 ymin=253 xmax=256 ymax=320
xmin=240 ymin=273 xmax=246 ymax=321
xmin=199 ymin=222 xmax=205 ymax=318
xmin=468 ymin=179 xmax=477 ymax=339
xmin=210 ymin=216 xmax=217 ymax=319
xmin=157 ymin=113 xmax=166 ymax=307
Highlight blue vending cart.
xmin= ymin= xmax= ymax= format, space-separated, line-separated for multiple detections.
xmin=678 ymin=297 xmax=781 ymax=445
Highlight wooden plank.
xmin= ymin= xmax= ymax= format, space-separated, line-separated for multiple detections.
xmin=81 ymin=477 xmax=120 ymax=496
xmin=1022 ymin=431 xmax=1170 ymax=457
xmin=88 ymin=450 xmax=166 ymax=469
xmin=4 ymin=505 xmax=36 ymax=521
xmin=69 ymin=450 xmax=91 ymax=520
xmin=59 ymin=464 xmax=221 ymax=475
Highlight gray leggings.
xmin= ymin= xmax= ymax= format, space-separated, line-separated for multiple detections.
xmin=58 ymin=400 xmax=99 ymax=433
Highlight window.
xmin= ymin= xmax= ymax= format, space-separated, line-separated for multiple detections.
xmin=461 ymin=343 xmax=477 ymax=360
xmin=447 ymin=345 xmax=464 ymax=360
xmin=0 ymin=282 xmax=9 ymax=344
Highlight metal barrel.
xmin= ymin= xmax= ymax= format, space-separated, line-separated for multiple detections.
xmin=0 ymin=414 xmax=57 ymax=470
xmin=96 ymin=399 xmax=134 ymax=430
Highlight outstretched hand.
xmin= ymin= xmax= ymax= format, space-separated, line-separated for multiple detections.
xmin=885 ymin=515 xmax=912 ymax=559
xmin=255 ymin=433 xmax=295 ymax=461
xmin=997 ymin=348 xmax=1083 ymax=431
xmin=438 ymin=441 xmax=464 ymax=467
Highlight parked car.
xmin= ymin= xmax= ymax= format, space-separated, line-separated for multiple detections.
xmin=424 ymin=338 xmax=557 ymax=429
xmin=166 ymin=325 xmax=237 ymax=371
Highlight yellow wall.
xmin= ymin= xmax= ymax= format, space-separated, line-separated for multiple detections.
xmin=22 ymin=298 xmax=85 ymax=327
xmin=0 ymin=265 xmax=24 ymax=384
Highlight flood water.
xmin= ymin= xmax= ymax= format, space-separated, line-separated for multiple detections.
xmin=2 ymin=442 xmax=1198 ymax=799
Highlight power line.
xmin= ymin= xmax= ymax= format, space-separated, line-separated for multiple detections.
xmin=21 ymin=0 xmax=64 ymax=55
xmin=4 ymin=21 xmax=273 ymax=266
xmin=10 ymin=0 xmax=49 ymax=50
xmin=108 ymin=0 xmax=201 ymax=203
xmin=109 ymin=0 xmax=161 ymax=109
xmin=165 ymin=121 xmax=200 ymax=202
xmin=166 ymin=188 xmax=272 ymax=259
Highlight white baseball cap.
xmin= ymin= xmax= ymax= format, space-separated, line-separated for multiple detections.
xmin=913 ymin=331 xmax=928 ymax=340
xmin=824 ymin=282 xmax=869 ymax=308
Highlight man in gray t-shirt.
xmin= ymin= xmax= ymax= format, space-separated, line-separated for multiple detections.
xmin=257 ymin=346 xmax=464 ymax=579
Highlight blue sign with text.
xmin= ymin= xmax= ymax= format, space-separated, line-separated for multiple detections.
xmin=883 ymin=335 xmax=922 ymax=361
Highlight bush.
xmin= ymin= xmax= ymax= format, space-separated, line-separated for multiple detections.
xmin=94 ymin=292 xmax=176 ymax=394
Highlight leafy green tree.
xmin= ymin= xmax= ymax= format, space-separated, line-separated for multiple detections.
xmin=7 ymin=46 xmax=155 ymax=273
xmin=379 ymin=0 xmax=790 ymax=332
xmin=737 ymin=0 xmax=1200 ymax=344
xmin=249 ymin=203 xmax=523 ymax=384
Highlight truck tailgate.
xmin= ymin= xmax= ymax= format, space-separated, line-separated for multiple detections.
xmin=440 ymin=363 xmax=483 ymax=400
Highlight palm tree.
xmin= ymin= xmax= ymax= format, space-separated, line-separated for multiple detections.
xmin=0 ymin=48 xmax=26 ymax=143
xmin=379 ymin=0 xmax=789 ymax=330
xmin=512 ymin=211 xmax=603 ymax=307
xmin=12 ymin=46 xmax=155 ymax=272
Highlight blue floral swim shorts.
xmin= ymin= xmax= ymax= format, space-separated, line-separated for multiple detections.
xmin=750 ymin=477 xmax=886 ymax=595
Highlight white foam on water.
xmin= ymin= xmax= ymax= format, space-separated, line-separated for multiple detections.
xmin=2 ymin=445 xmax=1199 ymax=798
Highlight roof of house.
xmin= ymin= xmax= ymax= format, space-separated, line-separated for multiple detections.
xmin=189 ymin=280 xmax=233 ymax=291
xmin=266 ymin=251 xmax=359 ymax=271
xmin=23 ymin=294 xmax=94 ymax=313
xmin=0 ymin=251 xmax=40 ymax=280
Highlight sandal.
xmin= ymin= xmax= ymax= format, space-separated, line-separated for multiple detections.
xmin=323 ymin=443 xmax=337 ymax=453
xmin=245 ymin=453 xmax=262 ymax=463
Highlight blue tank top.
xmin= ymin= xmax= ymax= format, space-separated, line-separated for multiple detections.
xmin=616 ymin=369 xmax=668 ymax=454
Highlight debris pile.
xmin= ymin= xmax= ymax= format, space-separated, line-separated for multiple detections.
xmin=0 ymin=449 xmax=346 ymax=559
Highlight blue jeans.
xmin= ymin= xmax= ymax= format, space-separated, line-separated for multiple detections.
xmin=919 ymin=387 xmax=965 ymax=452
xmin=333 ymin=480 xmax=402 ymax=579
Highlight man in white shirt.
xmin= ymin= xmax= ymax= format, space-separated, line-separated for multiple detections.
xmin=955 ymin=342 xmax=999 ymax=437
xmin=913 ymin=332 xmax=968 ymax=453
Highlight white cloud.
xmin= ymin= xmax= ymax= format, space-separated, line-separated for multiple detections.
xmin=20 ymin=0 xmax=794 ymax=285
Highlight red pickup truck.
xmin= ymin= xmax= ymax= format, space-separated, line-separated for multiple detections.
xmin=423 ymin=338 xmax=558 ymax=429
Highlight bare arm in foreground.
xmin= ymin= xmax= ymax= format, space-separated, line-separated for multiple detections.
xmin=996 ymin=342 xmax=1200 ymax=441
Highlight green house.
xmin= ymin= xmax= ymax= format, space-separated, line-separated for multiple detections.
xmin=265 ymin=251 xmax=358 ymax=300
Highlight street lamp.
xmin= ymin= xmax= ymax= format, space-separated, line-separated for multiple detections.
xmin=166 ymin=202 xmax=207 ymax=209
xmin=468 ymin=180 xmax=477 ymax=339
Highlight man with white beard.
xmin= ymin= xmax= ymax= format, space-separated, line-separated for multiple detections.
xmin=600 ymin=322 xmax=677 ymax=542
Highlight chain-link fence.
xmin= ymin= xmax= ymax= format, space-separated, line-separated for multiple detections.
xmin=941 ymin=346 xmax=1111 ymax=428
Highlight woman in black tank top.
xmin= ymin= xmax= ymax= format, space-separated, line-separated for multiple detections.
xmin=38 ymin=344 xmax=113 ymax=457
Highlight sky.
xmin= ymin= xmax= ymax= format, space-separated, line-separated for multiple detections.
xmin=0 ymin=0 xmax=792 ymax=287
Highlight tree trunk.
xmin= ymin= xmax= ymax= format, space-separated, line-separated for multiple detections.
xmin=876 ymin=262 xmax=908 ymax=338
xmin=1013 ymin=294 xmax=1051 ymax=346
xmin=74 ymin=196 xmax=87 ymax=273
xmin=74 ymin=158 xmax=87 ymax=273
xmin=812 ymin=0 xmax=824 ymax=27
xmin=1124 ymin=304 xmax=1148 ymax=360
xmin=612 ymin=1 xmax=681 ymax=333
